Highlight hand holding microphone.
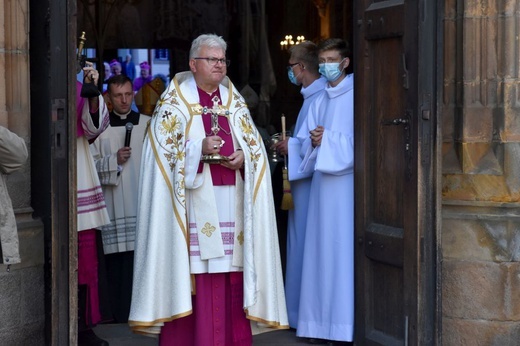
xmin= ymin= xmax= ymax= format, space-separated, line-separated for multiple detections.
xmin=118 ymin=122 xmax=133 ymax=165
xmin=124 ymin=122 xmax=133 ymax=147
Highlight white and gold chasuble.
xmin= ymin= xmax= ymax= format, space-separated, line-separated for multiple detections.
xmin=128 ymin=72 xmax=289 ymax=336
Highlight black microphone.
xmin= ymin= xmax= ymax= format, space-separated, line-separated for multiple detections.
xmin=124 ymin=122 xmax=133 ymax=147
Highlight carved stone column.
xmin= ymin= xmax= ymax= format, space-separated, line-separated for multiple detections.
xmin=442 ymin=0 xmax=520 ymax=343
xmin=0 ymin=0 xmax=44 ymax=344
xmin=1 ymin=0 xmax=31 ymax=210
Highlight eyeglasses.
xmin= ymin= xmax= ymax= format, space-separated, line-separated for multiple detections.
xmin=287 ymin=62 xmax=302 ymax=71
xmin=194 ymin=57 xmax=231 ymax=67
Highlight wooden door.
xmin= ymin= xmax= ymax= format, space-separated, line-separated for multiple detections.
xmin=47 ymin=0 xmax=78 ymax=344
xmin=353 ymin=0 xmax=438 ymax=344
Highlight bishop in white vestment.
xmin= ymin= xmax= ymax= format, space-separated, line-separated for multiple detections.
xmin=129 ymin=34 xmax=288 ymax=345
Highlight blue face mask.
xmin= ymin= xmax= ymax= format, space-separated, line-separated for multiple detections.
xmin=287 ymin=68 xmax=301 ymax=85
xmin=319 ymin=58 xmax=346 ymax=82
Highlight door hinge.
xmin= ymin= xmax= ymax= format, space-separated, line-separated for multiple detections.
xmin=402 ymin=53 xmax=409 ymax=90
xmin=405 ymin=315 xmax=409 ymax=346
xmin=51 ymin=98 xmax=66 ymax=159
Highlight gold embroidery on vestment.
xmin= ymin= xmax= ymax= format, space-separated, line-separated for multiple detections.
xmin=201 ymin=222 xmax=216 ymax=237
xmin=237 ymin=231 xmax=244 ymax=245
xmin=147 ymin=125 xmax=187 ymax=240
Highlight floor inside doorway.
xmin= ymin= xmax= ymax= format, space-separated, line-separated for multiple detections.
xmin=94 ymin=323 xmax=312 ymax=345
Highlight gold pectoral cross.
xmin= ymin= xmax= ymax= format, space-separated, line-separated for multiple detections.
xmin=210 ymin=96 xmax=222 ymax=135
xmin=205 ymin=96 xmax=229 ymax=141
xmin=200 ymin=95 xmax=230 ymax=163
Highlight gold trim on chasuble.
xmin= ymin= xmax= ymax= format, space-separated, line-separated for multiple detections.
xmin=230 ymin=90 xmax=267 ymax=203
xmin=150 ymin=84 xmax=188 ymax=244
xmin=130 ymin=308 xmax=193 ymax=330
xmin=154 ymin=80 xmax=200 ymax=295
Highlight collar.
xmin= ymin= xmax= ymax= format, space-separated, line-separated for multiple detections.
xmin=325 ymin=73 xmax=354 ymax=99
xmin=114 ymin=109 xmax=132 ymax=119
xmin=301 ymin=76 xmax=327 ymax=99
xmin=109 ymin=110 xmax=140 ymax=126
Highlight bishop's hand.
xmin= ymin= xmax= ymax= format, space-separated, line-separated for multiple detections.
xmin=202 ymin=135 xmax=223 ymax=155
xmin=222 ymin=149 xmax=244 ymax=170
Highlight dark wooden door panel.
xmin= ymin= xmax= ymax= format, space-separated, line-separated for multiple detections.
xmin=367 ymin=261 xmax=404 ymax=345
xmin=354 ymin=0 xmax=436 ymax=344
xmin=364 ymin=0 xmax=405 ymax=40
xmin=365 ymin=224 xmax=404 ymax=266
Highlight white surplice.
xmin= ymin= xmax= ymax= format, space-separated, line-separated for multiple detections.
xmin=90 ymin=112 xmax=151 ymax=254
xmin=77 ymin=93 xmax=111 ymax=232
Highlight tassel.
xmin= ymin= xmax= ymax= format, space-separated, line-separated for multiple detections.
xmin=280 ymin=114 xmax=294 ymax=210
xmin=281 ymin=165 xmax=294 ymax=210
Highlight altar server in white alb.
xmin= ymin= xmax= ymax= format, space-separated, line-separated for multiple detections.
xmin=272 ymin=41 xmax=327 ymax=329
xmin=296 ymin=38 xmax=355 ymax=343
xmin=129 ymin=33 xmax=288 ymax=345
xmin=90 ymin=74 xmax=151 ymax=323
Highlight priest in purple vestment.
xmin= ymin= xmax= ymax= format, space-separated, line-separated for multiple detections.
xmin=76 ymin=63 xmax=112 ymax=345
xmin=132 ymin=61 xmax=152 ymax=93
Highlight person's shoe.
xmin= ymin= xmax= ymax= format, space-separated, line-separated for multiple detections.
xmin=78 ymin=329 xmax=109 ymax=346
xmin=308 ymin=338 xmax=329 ymax=344
xmin=327 ymin=342 xmax=354 ymax=346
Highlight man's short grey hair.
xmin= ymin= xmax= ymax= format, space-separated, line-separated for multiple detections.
xmin=189 ymin=34 xmax=227 ymax=59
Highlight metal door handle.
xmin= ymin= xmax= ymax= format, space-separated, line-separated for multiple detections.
xmin=381 ymin=110 xmax=413 ymax=181
xmin=382 ymin=118 xmax=409 ymax=125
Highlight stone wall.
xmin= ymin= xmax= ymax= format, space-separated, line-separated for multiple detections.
xmin=442 ymin=0 xmax=520 ymax=344
xmin=0 ymin=0 xmax=45 ymax=343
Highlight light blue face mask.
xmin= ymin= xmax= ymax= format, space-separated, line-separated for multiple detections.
xmin=287 ymin=67 xmax=301 ymax=85
xmin=319 ymin=58 xmax=346 ymax=82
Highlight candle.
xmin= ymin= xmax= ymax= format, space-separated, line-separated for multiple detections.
xmin=281 ymin=114 xmax=286 ymax=141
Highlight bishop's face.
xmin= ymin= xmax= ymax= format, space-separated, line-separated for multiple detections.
xmin=190 ymin=46 xmax=227 ymax=92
